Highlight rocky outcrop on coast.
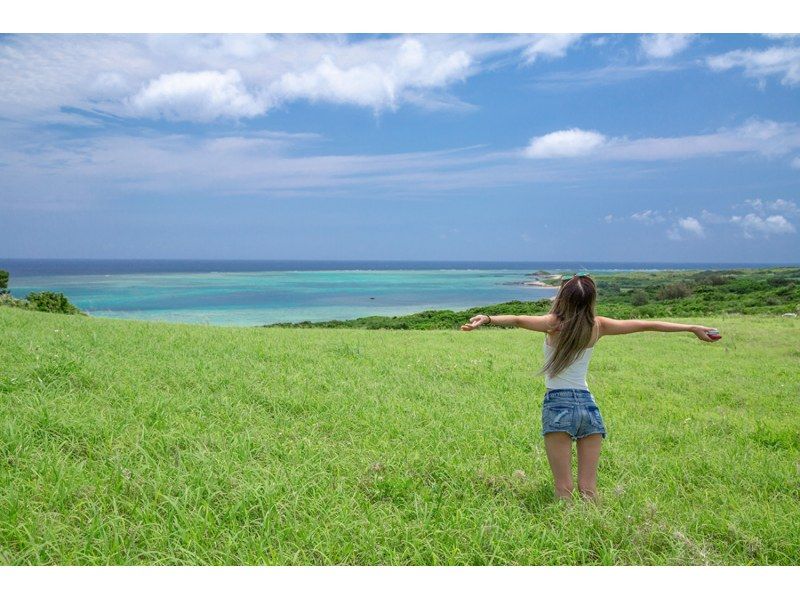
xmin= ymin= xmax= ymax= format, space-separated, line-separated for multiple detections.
xmin=500 ymin=272 xmax=562 ymax=287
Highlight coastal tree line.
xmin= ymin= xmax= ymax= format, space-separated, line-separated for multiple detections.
xmin=0 ymin=269 xmax=83 ymax=315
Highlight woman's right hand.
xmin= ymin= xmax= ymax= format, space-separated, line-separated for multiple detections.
xmin=461 ymin=314 xmax=489 ymax=331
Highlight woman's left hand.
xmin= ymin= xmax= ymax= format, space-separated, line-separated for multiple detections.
xmin=692 ymin=326 xmax=721 ymax=342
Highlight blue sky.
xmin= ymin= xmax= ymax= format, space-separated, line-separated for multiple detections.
xmin=1 ymin=33 xmax=798 ymax=262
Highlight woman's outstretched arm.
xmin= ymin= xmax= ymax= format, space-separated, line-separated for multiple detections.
xmin=461 ymin=313 xmax=556 ymax=332
xmin=596 ymin=316 xmax=720 ymax=342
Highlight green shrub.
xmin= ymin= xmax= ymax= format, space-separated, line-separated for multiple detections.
xmin=0 ymin=293 xmax=27 ymax=308
xmin=630 ymin=289 xmax=649 ymax=306
xmin=708 ymin=274 xmax=728 ymax=285
xmin=656 ymin=282 xmax=692 ymax=301
xmin=693 ymin=271 xmax=729 ymax=286
xmin=25 ymin=291 xmax=83 ymax=315
xmin=0 ymin=269 xmax=8 ymax=292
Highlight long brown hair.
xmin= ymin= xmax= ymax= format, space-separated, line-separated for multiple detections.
xmin=540 ymin=275 xmax=597 ymax=377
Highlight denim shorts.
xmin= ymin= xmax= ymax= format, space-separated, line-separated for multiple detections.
xmin=542 ymin=388 xmax=607 ymax=440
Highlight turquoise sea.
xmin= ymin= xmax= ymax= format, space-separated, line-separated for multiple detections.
xmin=3 ymin=259 xmax=781 ymax=327
xmin=7 ymin=265 xmax=556 ymax=326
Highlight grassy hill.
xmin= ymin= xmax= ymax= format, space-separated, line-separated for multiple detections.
xmin=1 ymin=307 xmax=798 ymax=564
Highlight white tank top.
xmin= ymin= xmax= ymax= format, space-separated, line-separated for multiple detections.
xmin=543 ymin=339 xmax=594 ymax=390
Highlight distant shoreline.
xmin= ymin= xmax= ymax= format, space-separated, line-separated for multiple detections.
xmin=4 ymin=265 xmax=798 ymax=328
xmin=263 ymin=267 xmax=800 ymax=329
xmin=3 ymin=258 xmax=797 ymax=278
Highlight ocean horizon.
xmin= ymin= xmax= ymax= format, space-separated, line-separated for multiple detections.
xmin=2 ymin=259 xmax=796 ymax=327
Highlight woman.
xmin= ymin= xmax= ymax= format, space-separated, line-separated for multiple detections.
xmin=460 ymin=273 xmax=721 ymax=501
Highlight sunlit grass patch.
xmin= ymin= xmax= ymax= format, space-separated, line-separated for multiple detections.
xmin=0 ymin=308 xmax=798 ymax=564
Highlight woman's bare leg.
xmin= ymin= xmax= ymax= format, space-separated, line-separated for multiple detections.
xmin=576 ymin=434 xmax=602 ymax=501
xmin=544 ymin=432 xmax=574 ymax=500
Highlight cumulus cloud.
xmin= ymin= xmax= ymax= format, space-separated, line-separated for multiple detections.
xmin=684 ymin=199 xmax=799 ymax=240
xmin=630 ymin=199 xmax=797 ymax=242
xmin=129 ymin=38 xmax=474 ymax=118
xmin=730 ymin=199 xmax=798 ymax=237
xmin=524 ymin=128 xmax=607 ymax=158
xmin=679 ymin=216 xmax=705 ymax=236
xmin=522 ymin=34 xmax=582 ymax=63
xmin=270 ymin=39 xmax=471 ymax=112
xmin=522 ymin=119 xmax=800 ymax=161
xmin=126 ymin=69 xmax=267 ymax=121
xmin=666 ymin=216 xmax=705 ymax=241
xmin=791 ymin=156 xmax=800 ymax=169
xmin=731 ymin=213 xmax=796 ymax=237
xmin=706 ymin=45 xmax=800 ymax=86
xmin=639 ymin=34 xmax=694 ymax=59
xmin=0 ymin=34 xmax=574 ymax=123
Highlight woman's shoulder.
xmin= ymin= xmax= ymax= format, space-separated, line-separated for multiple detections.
xmin=543 ymin=313 xmax=560 ymax=327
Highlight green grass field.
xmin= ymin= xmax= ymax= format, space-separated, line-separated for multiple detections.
xmin=1 ymin=307 xmax=798 ymax=565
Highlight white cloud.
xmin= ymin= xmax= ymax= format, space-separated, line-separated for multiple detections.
xmin=610 ymin=118 xmax=800 ymax=159
xmin=269 ymin=39 xmax=471 ymax=112
xmin=730 ymin=199 xmax=799 ymax=238
xmin=126 ymin=69 xmax=267 ymax=121
xmin=526 ymin=119 xmax=800 ymax=161
xmin=638 ymin=201 xmax=798 ymax=242
xmin=706 ymin=45 xmax=800 ymax=86
xmin=640 ymin=34 xmax=694 ymax=59
xmin=771 ymin=199 xmax=800 ymax=215
xmin=522 ymin=119 xmax=800 ymax=161
xmin=791 ymin=156 xmax=800 ymax=169
xmin=742 ymin=198 xmax=800 ymax=216
xmin=524 ymin=128 xmax=607 ymax=158
xmin=731 ymin=213 xmax=796 ymax=237
xmin=0 ymin=126 xmax=585 ymax=210
xmin=743 ymin=198 xmax=765 ymax=212
xmin=679 ymin=216 xmax=705 ymax=236
xmin=530 ymin=63 xmax=681 ymax=91
xmin=603 ymin=214 xmax=614 ymax=223
xmin=0 ymin=34 xmax=572 ymax=123
xmin=666 ymin=216 xmax=705 ymax=241
xmin=522 ymin=34 xmax=582 ymax=63
xmin=630 ymin=210 xmax=665 ymax=225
